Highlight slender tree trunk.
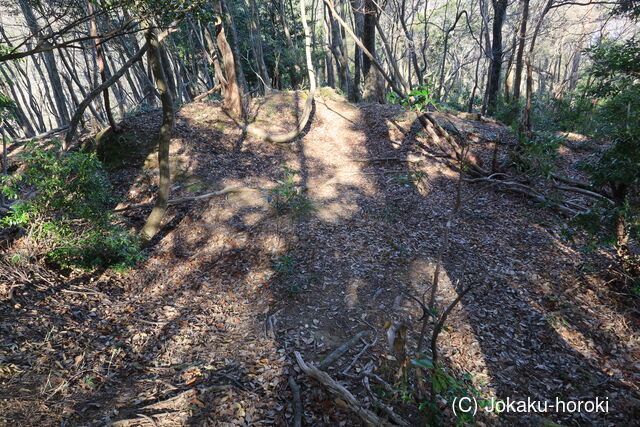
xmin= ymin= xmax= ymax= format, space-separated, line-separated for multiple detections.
xmin=323 ymin=0 xmax=404 ymax=97
xmin=327 ymin=4 xmax=350 ymax=94
xmin=58 ymin=50 xmax=105 ymax=125
xmin=300 ymin=0 xmax=317 ymax=92
xmin=437 ymin=11 xmax=467 ymax=101
xmin=350 ymin=0 xmax=363 ymax=101
xmin=0 ymin=67 xmax=37 ymax=136
xmin=323 ymin=5 xmax=336 ymax=88
xmin=64 ymin=43 xmax=151 ymax=148
xmin=222 ymin=0 xmax=249 ymax=92
xmin=485 ymin=0 xmax=508 ymax=116
xmin=18 ymin=0 xmax=70 ymax=127
xmin=513 ymin=0 xmax=529 ymax=100
xmin=279 ymin=0 xmax=295 ymax=48
xmin=87 ymin=0 xmax=118 ymax=130
xmin=141 ymin=22 xmax=175 ymax=243
xmin=248 ymin=0 xmax=271 ymax=91
xmin=376 ymin=20 xmax=408 ymax=92
xmin=399 ymin=0 xmax=422 ymax=87
xmin=503 ymin=31 xmax=517 ymax=102
xmin=522 ymin=0 xmax=552 ymax=133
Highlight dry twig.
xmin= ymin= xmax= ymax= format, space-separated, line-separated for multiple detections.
xmin=294 ymin=351 xmax=407 ymax=427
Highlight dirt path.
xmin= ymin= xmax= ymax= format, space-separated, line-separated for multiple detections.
xmin=1 ymin=90 xmax=638 ymax=426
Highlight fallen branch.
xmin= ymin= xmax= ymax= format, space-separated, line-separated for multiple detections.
xmin=552 ymin=184 xmax=612 ymax=203
xmin=463 ymin=176 xmax=580 ymax=216
xmin=114 ymin=186 xmax=258 ymax=212
xmin=111 ymin=414 xmax=160 ymax=427
xmin=13 ymin=126 xmax=69 ymax=143
xmin=141 ymin=388 xmax=197 ymax=411
xmin=319 ymin=330 xmax=370 ymax=370
xmin=294 ymin=351 xmax=404 ymax=427
xmin=348 ymin=157 xmax=424 ymax=163
xmin=550 ymin=173 xmax=592 ymax=190
xmin=288 ymin=375 xmax=303 ymax=427
xmin=371 ymin=396 xmax=409 ymax=427
xmin=342 ymin=336 xmax=378 ymax=375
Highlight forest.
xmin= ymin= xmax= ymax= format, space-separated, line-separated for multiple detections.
xmin=0 ymin=0 xmax=638 ymax=425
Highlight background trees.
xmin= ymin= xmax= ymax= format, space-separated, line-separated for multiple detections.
xmin=0 ymin=0 xmax=634 ymax=137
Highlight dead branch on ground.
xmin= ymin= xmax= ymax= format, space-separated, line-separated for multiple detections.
xmin=288 ymin=375 xmax=303 ymax=427
xmin=114 ymin=186 xmax=259 ymax=212
xmin=294 ymin=351 xmax=407 ymax=427
xmin=319 ymin=330 xmax=370 ymax=370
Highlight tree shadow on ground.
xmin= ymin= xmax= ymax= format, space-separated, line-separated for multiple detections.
xmin=1 ymin=92 xmax=637 ymax=426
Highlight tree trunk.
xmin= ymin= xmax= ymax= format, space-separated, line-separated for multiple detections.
xmin=362 ymin=0 xmax=383 ymax=101
xmin=322 ymin=0 xmax=404 ymax=98
xmin=350 ymin=0 xmax=363 ymax=101
xmin=213 ymin=0 xmax=244 ymax=118
xmin=248 ymin=0 xmax=271 ymax=91
xmin=503 ymin=30 xmax=518 ymax=103
xmin=376 ymin=20 xmax=409 ymax=93
xmin=323 ymin=4 xmax=336 ymax=87
xmin=327 ymin=4 xmax=351 ymax=94
xmin=18 ymin=0 xmax=70 ymax=127
xmin=399 ymin=0 xmax=422 ymax=87
xmin=64 ymin=43 xmax=151 ymax=148
xmin=0 ymin=66 xmax=37 ymax=136
xmin=485 ymin=0 xmax=508 ymax=116
xmin=362 ymin=0 xmax=376 ymax=77
xmin=513 ymin=0 xmax=529 ymax=100
xmin=437 ymin=11 xmax=467 ymax=101
xmin=522 ymin=0 xmax=552 ymax=133
xmin=300 ymin=0 xmax=317 ymax=92
xmin=140 ymin=22 xmax=175 ymax=243
xmin=222 ymin=0 xmax=249 ymax=92
xmin=87 ymin=0 xmax=118 ymax=131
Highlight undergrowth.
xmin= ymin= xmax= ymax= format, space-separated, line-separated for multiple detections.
xmin=510 ymin=132 xmax=564 ymax=177
xmin=0 ymin=141 xmax=143 ymax=271
xmin=264 ymin=165 xmax=315 ymax=220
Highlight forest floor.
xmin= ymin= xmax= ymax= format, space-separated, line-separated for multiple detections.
xmin=1 ymin=89 xmax=639 ymax=426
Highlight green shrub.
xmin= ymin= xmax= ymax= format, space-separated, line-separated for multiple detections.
xmin=387 ymin=85 xmax=435 ymax=112
xmin=494 ymin=98 xmax=523 ymax=129
xmin=264 ymin=165 xmax=315 ymax=220
xmin=511 ymin=132 xmax=564 ymax=177
xmin=1 ymin=141 xmax=143 ymax=271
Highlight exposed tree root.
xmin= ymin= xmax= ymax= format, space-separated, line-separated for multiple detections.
xmin=243 ymin=89 xmax=315 ymax=144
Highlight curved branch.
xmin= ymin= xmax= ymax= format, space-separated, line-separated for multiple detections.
xmin=244 ymin=90 xmax=315 ymax=144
